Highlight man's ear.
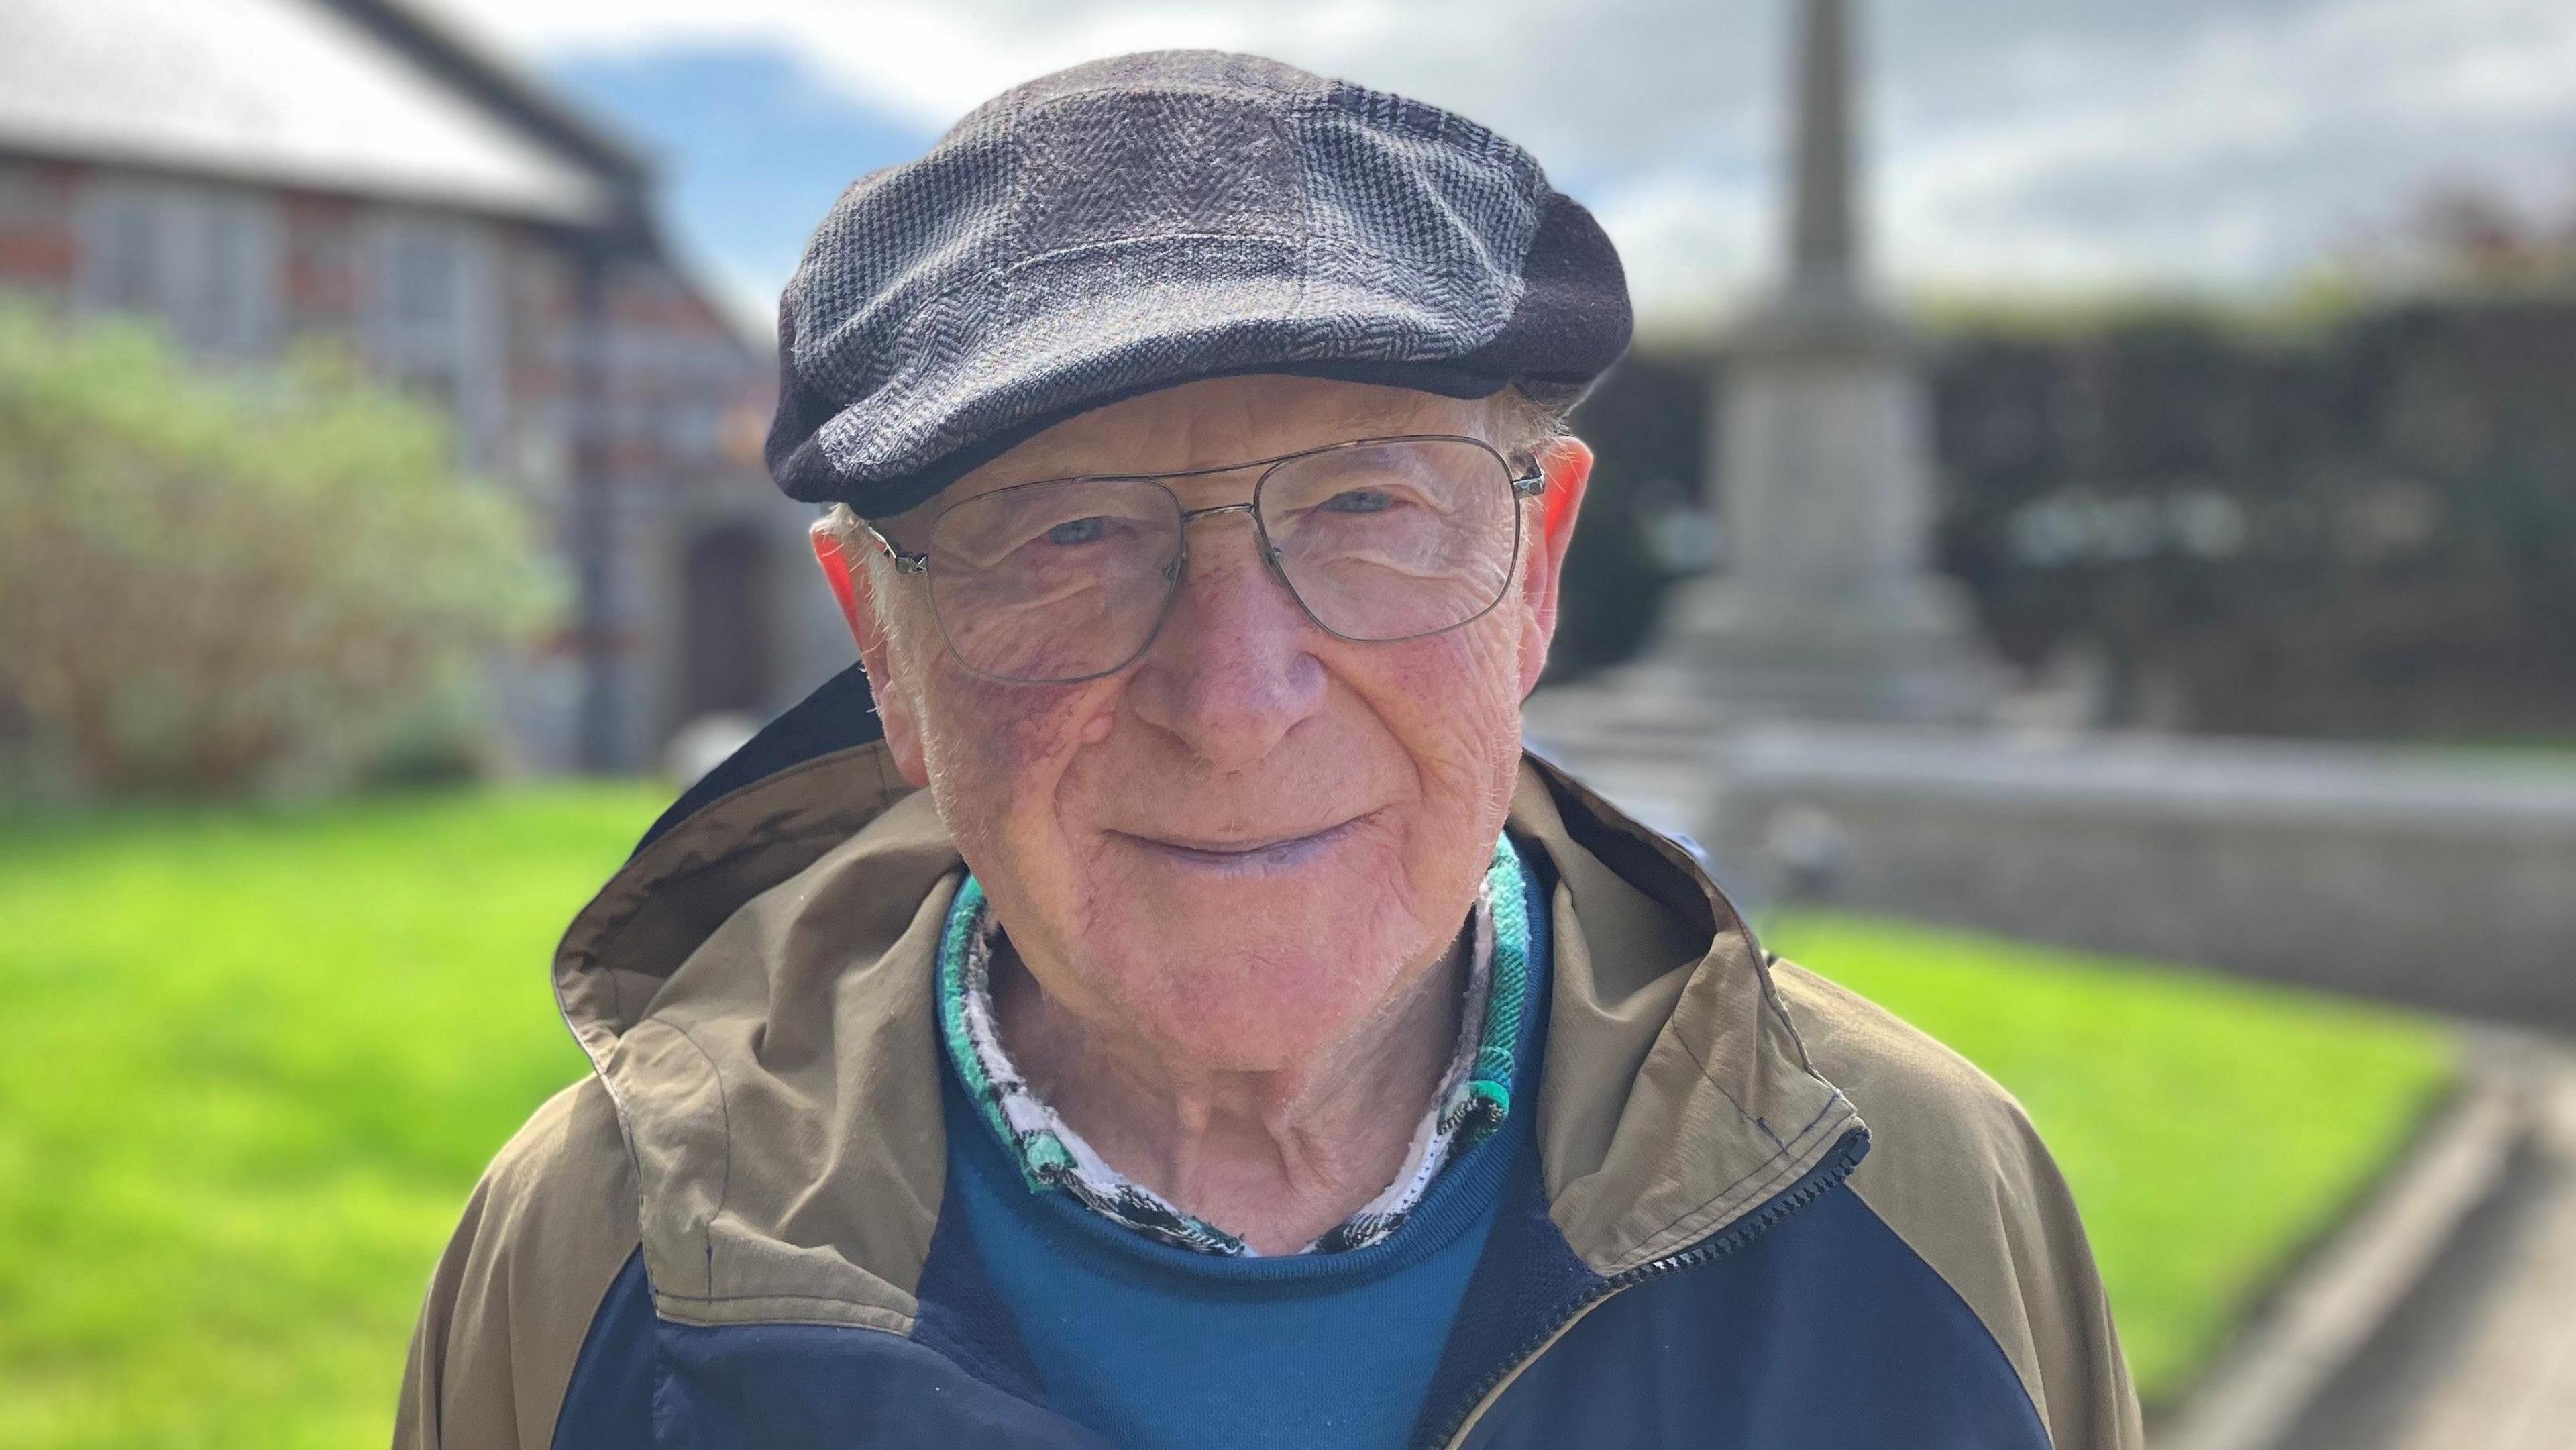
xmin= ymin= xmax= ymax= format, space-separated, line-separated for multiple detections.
xmin=1517 ymin=435 xmax=1593 ymax=700
xmin=810 ymin=521 xmax=930 ymax=787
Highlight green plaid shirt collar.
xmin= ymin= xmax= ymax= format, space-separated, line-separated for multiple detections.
xmin=936 ymin=833 xmax=1533 ymax=1257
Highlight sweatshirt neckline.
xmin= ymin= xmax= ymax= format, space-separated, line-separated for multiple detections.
xmin=943 ymin=1058 xmax=1536 ymax=1290
xmin=936 ymin=833 xmax=1536 ymax=1258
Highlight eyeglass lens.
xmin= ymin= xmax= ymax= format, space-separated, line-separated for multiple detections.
xmin=920 ymin=437 xmax=1523 ymax=683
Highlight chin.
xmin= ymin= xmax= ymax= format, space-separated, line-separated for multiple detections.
xmin=1044 ymin=808 xmax=1477 ymax=1065
xmin=1088 ymin=894 xmax=1427 ymax=1069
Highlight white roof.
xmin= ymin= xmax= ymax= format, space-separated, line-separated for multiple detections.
xmin=0 ymin=0 xmax=615 ymax=224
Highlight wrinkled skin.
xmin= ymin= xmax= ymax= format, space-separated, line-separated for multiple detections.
xmin=831 ymin=374 xmax=1590 ymax=1249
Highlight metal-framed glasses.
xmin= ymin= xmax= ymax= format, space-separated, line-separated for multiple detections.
xmin=865 ymin=433 xmax=1547 ymax=685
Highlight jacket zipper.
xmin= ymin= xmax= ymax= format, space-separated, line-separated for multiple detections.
xmin=1417 ymin=1125 xmax=1873 ymax=1450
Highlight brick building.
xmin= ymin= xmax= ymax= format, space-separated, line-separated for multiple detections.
xmin=0 ymin=0 xmax=851 ymax=772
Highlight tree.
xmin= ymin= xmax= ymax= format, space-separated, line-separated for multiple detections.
xmin=0 ymin=305 xmax=559 ymax=796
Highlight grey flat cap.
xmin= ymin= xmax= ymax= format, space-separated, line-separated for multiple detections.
xmin=767 ymin=50 xmax=1632 ymax=517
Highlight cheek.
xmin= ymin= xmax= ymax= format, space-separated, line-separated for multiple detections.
xmin=886 ymin=599 xmax=1084 ymax=780
xmin=1295 ymin=613 xmax=1529 ymax=951
xmin=911 ymin=664 xmax=1114 ymax=864
xmin=1364 ymin=611 xmax=1530 ymax=793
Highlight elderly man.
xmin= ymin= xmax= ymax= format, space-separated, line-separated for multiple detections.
xmin=399 ymin=51 xmax=2140 ymax=1450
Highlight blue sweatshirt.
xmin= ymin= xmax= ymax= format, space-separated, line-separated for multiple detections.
xmin=935 ymin=870 xmax=1552 ymax=1450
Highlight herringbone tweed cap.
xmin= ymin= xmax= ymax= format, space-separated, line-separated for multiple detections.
xmin=767 ymin=50 xmax=1632 ymax=517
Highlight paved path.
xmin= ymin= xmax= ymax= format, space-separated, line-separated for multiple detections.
xmin=2280 ymin=1055 xmax=2576 ymax=1450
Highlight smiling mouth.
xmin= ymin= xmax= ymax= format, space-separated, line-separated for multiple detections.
xmin=1110 ymin=815 xmax=1369 ymax=869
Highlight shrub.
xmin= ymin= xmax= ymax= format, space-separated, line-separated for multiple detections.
xmin=0 ymin=305 xmax=559 ymax=796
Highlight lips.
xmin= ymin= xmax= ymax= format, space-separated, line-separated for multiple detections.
xmin=1106 ymin=813 xmax=1373 ymax=867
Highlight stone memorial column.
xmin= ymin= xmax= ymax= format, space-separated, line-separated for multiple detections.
xmin=1659 ymin=0 xmax=2000 ymax=724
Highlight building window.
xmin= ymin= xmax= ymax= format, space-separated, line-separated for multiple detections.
xmin=364 ymin=215 xmax=502 ymax=466
xmin=388 ymin=229 xmax=459 ymax=328
xmin=73 ymin=177 xmax=281 ymax=356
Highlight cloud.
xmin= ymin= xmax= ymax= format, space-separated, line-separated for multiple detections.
xmin=1870 ymin=0 xmax=2576 ymax=291
xmin=424 ymin=0 xmax=2576 ymax=312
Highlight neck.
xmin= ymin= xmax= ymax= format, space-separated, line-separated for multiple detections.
xmin=992 ymin=936 xmax=1468 ymax=1255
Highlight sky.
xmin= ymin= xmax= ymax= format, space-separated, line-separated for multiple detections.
xmin=433 ymin=0 xmax=2576 ymax=331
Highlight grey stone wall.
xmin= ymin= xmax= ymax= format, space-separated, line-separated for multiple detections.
xmin=1705 ymin=726 xmax=2576 ymax=1028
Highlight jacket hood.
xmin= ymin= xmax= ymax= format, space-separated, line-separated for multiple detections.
xmin=550 ymin=668 xmax=1862 ymax=1332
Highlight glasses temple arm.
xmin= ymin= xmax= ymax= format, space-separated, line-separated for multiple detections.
xmin=863 ymin=524 xmax=931 ymax=574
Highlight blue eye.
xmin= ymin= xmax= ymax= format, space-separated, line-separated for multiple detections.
xmin=1043 ymin=517 xmax=1111 ymax=545
xmin=1319 ymin=489 xmax=1395 ymax=515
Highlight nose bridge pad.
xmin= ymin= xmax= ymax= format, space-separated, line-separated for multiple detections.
xmin=1258 ymin=532 xmax=1292 ymax=592
xmin=1169 ymin=501 xmax=1295 ymax=602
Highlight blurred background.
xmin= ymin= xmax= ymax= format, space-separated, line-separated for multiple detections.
xmin=0 ymin=1 xmax=2571 ymax=1446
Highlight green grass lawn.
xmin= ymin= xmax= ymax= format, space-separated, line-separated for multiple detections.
xmin=1762 ymin=910 xmax=2454 ymax=1410
xmin=0 ymin=790 xmax=2451 ymax=1444
xmin=0 ymin=787 xmax=658 ymax=1450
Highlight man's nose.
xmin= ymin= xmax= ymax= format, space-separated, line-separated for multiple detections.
xmin=1123 ymin=511 xmax=1329 ymax=771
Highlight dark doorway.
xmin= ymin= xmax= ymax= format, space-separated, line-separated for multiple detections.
xmin=680 ymin=525 xmax=775 ymax=719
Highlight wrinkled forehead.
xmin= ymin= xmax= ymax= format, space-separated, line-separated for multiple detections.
xmin=900 ymin=375 xmax=1497 ymax=519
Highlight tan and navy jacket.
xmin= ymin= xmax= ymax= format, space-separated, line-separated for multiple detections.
xmin=397 ymin=666 xmax=2144 ymax=1449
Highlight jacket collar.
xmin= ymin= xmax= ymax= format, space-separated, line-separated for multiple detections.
xmin=551 ymin=670 xmax=1860 ymax=1328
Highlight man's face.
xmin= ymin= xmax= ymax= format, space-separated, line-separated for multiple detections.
xmin=844 ymin=375 xmax=1588 ymax=1072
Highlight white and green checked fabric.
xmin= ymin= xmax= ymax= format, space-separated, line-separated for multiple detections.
xmin=937 ymin=834 xmax=1532 ymax=1257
